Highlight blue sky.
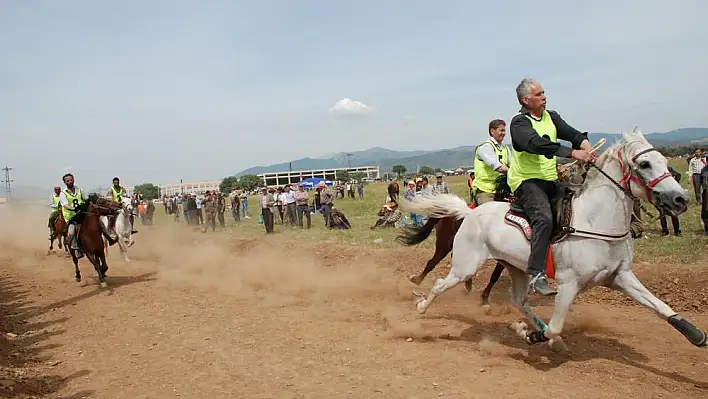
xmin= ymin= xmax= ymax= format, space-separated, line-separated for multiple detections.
xmin=1 ymin=0 xmax=707 ymax=189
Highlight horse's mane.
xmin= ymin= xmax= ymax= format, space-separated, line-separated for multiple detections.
xmin=578 ymin=128 xmax=650 ymax=193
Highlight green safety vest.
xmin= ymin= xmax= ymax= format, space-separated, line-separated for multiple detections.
xmin=507 ymin=110 xmax=558 ymax=192
xmin=111 ymin=186 xmax=126 ymax=202
xmin=52 ymin=194 xmax=61 ymax=208
xmin=61 ymin=187 xmax=85 ymax=222
xmin=472 ymin=138 xmax=509 ymax=193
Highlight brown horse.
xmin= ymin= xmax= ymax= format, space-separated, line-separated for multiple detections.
xmin=49 ymin=212 xmax=69 ymax=255
xmin=65 ymin=194 xmax=122 ymax=287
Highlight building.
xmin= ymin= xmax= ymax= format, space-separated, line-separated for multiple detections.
xmin=258 ymin=166 xmax=380 ymax=187
xmin=123 ymin=180 xmax=221 ymax=197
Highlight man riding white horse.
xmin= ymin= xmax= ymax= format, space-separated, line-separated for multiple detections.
xmin=108 ymin=177 xmax=137 ymax=236
xmin=60 ymin=173 xmax=117 ymax=258
xmin=48 ymin=186 xmax=62 ymax=240
xmin=507 ymin=78 xmax=598 ymax=296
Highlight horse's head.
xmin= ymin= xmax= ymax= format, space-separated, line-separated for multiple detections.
xmin=88 ymin=194 xmax=123 ymax=216
xmin=119 ymin=196 xmax=133 ymax=213
xmin=606 ymin=126 xmax=688 ymax=216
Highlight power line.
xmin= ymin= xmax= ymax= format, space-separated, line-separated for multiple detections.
xmin=345 ymin=153 xmax=354 ymax=169
xmin=1 ymin=166 xmax=13 ymax=199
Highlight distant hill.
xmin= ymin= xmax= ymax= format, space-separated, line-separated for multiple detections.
xmin=237 ymin=127 xmax=708 ymax=175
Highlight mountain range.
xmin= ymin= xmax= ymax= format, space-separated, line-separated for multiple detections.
xmin=237 ymin=128 xmax=708 ymax=175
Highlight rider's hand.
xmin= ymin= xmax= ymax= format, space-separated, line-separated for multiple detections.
xmin=496 ymin=165 xmax=509 ymax=173
xmin=571 ymin=149 xmax=598 ymax=163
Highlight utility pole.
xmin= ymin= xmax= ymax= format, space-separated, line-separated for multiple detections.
xmin=345 ymin=153 xmax=354 ymax=169
xmin=1 ymin=166 xmax=13 ymax=199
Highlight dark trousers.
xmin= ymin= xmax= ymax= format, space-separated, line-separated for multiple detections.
xmin=296 ymin=205 xmax=311 ymax=229
xmin=514 ymin=179 xmax=560 ymax=276
xmin=320 ymin=204 xmax=333 ymax=227
xmin=232 ymin=206 xmax=241 ymax=222
xmin=262 ymin=208 xmax=274 ymax=233
xmin=693 ymin=174 xmax=703 ymax=203
xmin=656 ymin=206 xmax=680 ymax=234
xmin=702 ymin=189 xmax=708 ymax=232
xmin=287 ymin=203 xmax=297 ymax=225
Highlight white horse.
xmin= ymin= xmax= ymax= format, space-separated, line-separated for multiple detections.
xmin=402 ymin=127 xmax=705 ymax=351
xmin=101 ymin=196 xmax=134 ymax=263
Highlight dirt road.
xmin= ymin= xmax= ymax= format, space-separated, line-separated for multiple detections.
xmin=1 ymin=207 xmax=707 ymax=398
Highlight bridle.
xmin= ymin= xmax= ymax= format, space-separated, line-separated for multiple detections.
xmin=589 ymin=145 xmax=672 ymax=204
xmin=588 ymin=144 xmax=673 ymax=221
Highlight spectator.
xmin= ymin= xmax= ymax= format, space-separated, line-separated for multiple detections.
xmin=689 ymin=149 xmax=707 ymax=204
xmin=293 ymin=184 xmax=311 ymax=229
xmin=701 ymin=163 xmax=708 ymax=235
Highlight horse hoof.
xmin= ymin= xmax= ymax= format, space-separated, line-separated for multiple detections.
xmin=549 ymin=337 xmax=568 ymax=353
xmin=100 ymin=281 xmax=108 ymax=288
xmin=408 ymin=275 xmax=422 ymax=285
xmin=509 ymin=321 xmax=528 ymax=336
xmin=75 ymin=277 xmax=81 ymax=282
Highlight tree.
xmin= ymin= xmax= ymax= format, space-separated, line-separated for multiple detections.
xmin=336 ymin=170 xmax=351 ymax=182
xmin=418 ymin=165 xmax=435 ymax=175
xmin=219 ymin=176 xmax=240 ymax=193
xmin=391 ymin=165 xmax=407 ymax=178
xmin=237 ymin=174 xmax=263 ymax=192
xmin=134 ymin=183 xmax=159 ymax=200
xmin=350 ymin=172 xmax=366 ymax=182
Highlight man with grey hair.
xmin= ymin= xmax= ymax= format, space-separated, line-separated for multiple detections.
xmin=507 ymin=78 xmax=598 ymax=296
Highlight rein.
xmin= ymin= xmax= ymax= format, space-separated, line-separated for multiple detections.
xmin=565 ymin=143 xmax=670 ymax=240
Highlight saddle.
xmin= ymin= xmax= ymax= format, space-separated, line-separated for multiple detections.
xmin=504 ymin=184 xmax=577 ymax=245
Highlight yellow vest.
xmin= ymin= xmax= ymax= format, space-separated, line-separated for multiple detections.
xmin=472 ymin=138 xmax=509 ymax=193
xmin=61 ymin=187 xmax=85 ymax=222
xmin=507 ymin=110 xmax=558 ymax=192
xmin=52 ymin=194 xmax=61 ymax=209
xmin=111 ymin=186 xmax=125 ymax=202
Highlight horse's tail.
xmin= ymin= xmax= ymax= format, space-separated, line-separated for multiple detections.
xmin=401 ymin=194 xmax=472 ymax=220
xmin=395 ymin=217 xmax=440 ymax=246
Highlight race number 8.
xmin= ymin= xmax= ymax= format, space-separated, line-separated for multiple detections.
xmin=72 ymin=199 xmax=79 ymax=208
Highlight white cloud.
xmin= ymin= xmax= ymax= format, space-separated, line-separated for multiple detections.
xmin=328 ymin=98 xmax=372 ymax=115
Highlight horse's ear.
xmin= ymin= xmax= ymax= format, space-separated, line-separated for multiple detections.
xmin=631 ymin=125 xmax=642 ymax=136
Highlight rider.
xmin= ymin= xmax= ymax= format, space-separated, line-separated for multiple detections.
xmin=60 ymin=173 xmax=116 ymax=258
xmin=108 ymin=177 xmax=138 ymax=235
xmin=472 ymin=119 xmax=511 ymax=205
xmin=507 ymin=78 xmax=598 ymax=296
xmin=48 ymin=186 xmax=62 ymax=240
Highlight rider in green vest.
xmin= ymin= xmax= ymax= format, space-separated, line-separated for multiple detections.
xmin=507 ymin=78 xmax=598 ymax=296
xmin=59 ymin=173 xmax=116 ymax=258
xmin=472 ymin=119 xmax=511 ymax=205
xmin=48 ymin=186 xmax=62 ymax=239
xmin=108 ymin=177 xmax=137 ymax=235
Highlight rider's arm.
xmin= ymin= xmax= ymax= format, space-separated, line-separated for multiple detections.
xmin=58 ymin=192 xmax=71 ymax=209
xmin=548 ymin=111 xmax=591 ymax=151
xmin=509 ymin=114 xmax=573 ymax=158
xmin=477 ymin=143 xmax=504 ymax=170
xmin=50 ymin=196 xmax=57 ymax=209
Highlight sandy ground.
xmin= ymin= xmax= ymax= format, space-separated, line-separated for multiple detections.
xmin=0 ymin=205 xmax=707 ymax=399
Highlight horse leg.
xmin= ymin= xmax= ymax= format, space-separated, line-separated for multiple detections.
xmin=118 ymin=234 xmax=130 ymax=263
xmin=409 ymin=245 xmax=450 ymax=285
xmin=413 ymin=237 xmax=488 ymax=314
xmin=507 ymin=267 xmax=574 ymax=352
xmin=610 ymin=270 xmax=706 ymax=347
xmin=71 ymin=251 xmax=81 ymax=282
xmin=86 ymin=253 xmax=107 ymax=287
xmin=480 ymin=261 xmax=506 ymax=307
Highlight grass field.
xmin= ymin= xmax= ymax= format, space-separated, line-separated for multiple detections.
xmin=155 ymin=158 xmax=707 ymax=265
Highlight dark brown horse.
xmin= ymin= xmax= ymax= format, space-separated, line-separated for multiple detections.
xmin=49 ymin=212 xmax=69 ymax=255
xmin=66 ymin=194 xmax=122 ymax=287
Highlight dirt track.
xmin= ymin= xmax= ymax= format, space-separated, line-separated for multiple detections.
xmin=1 ymin=206 xmax=707 ymax=398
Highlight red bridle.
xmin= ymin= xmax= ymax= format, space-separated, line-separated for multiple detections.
xmin=615 ymin=147 xmax=673 ymax=202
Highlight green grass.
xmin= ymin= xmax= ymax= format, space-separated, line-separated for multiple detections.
xmin=153 ymin=158 xmax=707 ymax=264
